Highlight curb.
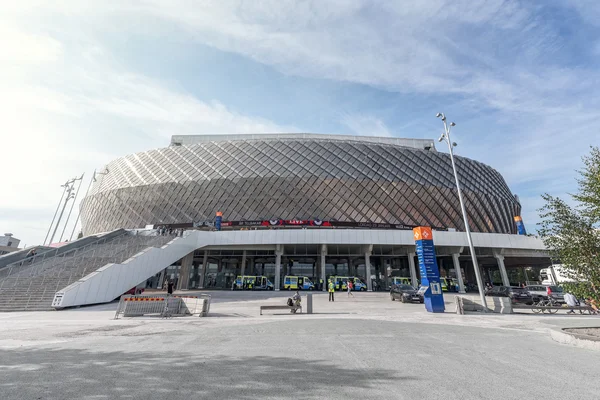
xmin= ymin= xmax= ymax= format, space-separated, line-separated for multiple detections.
xmin=550 ymin=328 xmax=600 ymax=350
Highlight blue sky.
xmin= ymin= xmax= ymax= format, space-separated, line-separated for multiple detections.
xmin=2 ymin=1 xmax=600 ymax=245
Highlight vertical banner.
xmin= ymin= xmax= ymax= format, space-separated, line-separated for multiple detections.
xmin=413 ymin=226 xmax=445 ymax=313
xmin=514 ymin=216 xmax=526 ymax=235
xmin=215 ymin=211 xmax=222 ymax=231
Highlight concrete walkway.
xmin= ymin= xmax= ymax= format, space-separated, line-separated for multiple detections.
xmin=0 ymin=292 xmax=598 ymax=399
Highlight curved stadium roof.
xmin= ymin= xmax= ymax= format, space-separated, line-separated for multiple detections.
xmin=80 ymin=134 xmax=520 ymax=235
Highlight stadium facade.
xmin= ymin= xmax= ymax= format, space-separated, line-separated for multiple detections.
xmin=78 ymin=134 xmax=549 ymax=292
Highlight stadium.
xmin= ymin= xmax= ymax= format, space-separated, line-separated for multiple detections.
xmin=76 ymin=134 xmax=547 ymax=292
xmin=0 ymin=134 xmax=550 ymax=310
xmin=81 ymin=134 xmax=520 ymax=235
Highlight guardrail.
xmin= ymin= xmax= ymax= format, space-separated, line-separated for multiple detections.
xmin=454 ymin=295 xmax=512 ymax=314
xmin=114 ymin=294 xmax=211 ymax=319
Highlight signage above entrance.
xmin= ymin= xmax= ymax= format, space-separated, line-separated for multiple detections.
xmin=165 ymin=220 xmax=449 ymax=231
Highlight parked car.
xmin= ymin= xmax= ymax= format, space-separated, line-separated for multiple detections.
xmin=390 ymin=284 xmax=424 ymax=303
xmin=525 ymin=285 xmax=548 ymax=301
xmin=545 ymin=285 xmax=565 ymax=303
xmin=525 ymin=285 xmax=565 ymax=303
xmin=485 ymin=286 xmax=533 ymax=305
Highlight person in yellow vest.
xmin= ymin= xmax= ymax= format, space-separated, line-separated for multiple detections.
xmin=328 ymin=280 xmax=335 ymax=302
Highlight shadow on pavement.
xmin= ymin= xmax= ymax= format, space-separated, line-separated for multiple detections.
xmin=207 ymin=312 xmax=252 ymax=318
xmin=0 ymin=348 xmax=415 ymax=399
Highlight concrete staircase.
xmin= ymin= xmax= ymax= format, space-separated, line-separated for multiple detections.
xmin=0 ymin=232 xmax=174 ymax=311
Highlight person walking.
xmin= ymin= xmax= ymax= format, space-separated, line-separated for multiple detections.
xmin=167 ymin=280 xmax=174 ymax=295
xmin=328 ymin=280 xmax=335 ymax=302
xmin=347 ymin=280 xmax=354 ymax=297
xmin=564 ymin=292 xmax=577 ymax=314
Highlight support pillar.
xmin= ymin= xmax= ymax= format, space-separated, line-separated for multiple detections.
xmin=382 ymin=259 xmax=390 ymax=290
xmin=177 ymin=251 xmax=194 ymax=290
xmin=365 ymin=245 xmax=373 ymax=292
xmin=320 ymin=244 xmax=327 ymax=292
xmin=240 ymin=250 xmax=247 ymax=276
xmin=495 ymin=252 xmax=510 ymax=287
xmin=158 ymin=269 xmax=167 ymax=290
xmin=408 ymin=252 xmax=418 ymax=288
xmin=452 ymin=251 xmax=465 ymax=293
xmin=199 ymin=251 xmax=208 ymax=289
xmin=274 ymin=244 xmax=283 ymax=291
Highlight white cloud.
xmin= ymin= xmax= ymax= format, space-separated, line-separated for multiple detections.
xmin=2 ymin=0 xmax=600 ymax=242
xmin=0 ymin=19 xmax=296 ymax=245
xmin=341 ymin=115 xmax=392 ymax=137
xmin=0 ymin=24 xmax=63 ymax=64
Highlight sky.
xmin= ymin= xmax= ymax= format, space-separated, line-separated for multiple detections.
xmin=1 ymin=0 xmax=600 ymax=246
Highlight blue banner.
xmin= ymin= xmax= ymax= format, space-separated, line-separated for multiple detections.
xmin=413 ymin=227 xmax=445 ymax=313
xmin=215 ymin=211 xmax=222 ymax=231
xmin=514 ymin=216 xmax=526 ymax=235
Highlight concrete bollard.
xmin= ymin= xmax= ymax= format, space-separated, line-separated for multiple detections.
xmin=307 ymin=294 xmax=313 ymax=314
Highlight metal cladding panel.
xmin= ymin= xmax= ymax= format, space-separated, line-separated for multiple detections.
xmin=80 ymin=138 xmax=520 ymax=235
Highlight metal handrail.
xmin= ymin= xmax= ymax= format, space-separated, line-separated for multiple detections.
xmin=0 ymin=229 xmax=128 ymax=281
xmin=0 ymin=231 xmax=128 ymax=293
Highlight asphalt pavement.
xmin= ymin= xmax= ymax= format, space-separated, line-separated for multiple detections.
xmin=0 ymin=291 xmax=599 ymax=400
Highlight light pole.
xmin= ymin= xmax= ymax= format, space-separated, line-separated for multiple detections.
xmin=436 ymin=112 xmax=488 ymax=310
xmin=60 ymin=174 xmax=84 ymax=242
xmin=43 ymin=182 xmax=69 ymax=245
xmin=48 ymin=178 xmax=76 ymax=245
xmin=69 ymin=168 xmax=108 ymax=241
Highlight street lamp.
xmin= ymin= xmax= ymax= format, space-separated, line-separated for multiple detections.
xmin=436 ymin=113 xmax=488 ymax=310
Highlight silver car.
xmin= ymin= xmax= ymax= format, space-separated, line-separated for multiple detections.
xmin=525 ymin=285 xmax=565 ymax=303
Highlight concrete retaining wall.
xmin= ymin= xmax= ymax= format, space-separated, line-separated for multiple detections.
xmin=457 ymin=295 xmax=512 ymax=314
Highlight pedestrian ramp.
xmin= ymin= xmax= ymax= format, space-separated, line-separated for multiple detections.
xmin=114 ymin=294 xmax=211 ymax=319
xmin=52 ymin=230 xmax=200 ymax=309
xmin=0 ymin=229 xmax=173 ymax=311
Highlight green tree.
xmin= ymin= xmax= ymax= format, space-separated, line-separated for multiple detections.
xmin=538 ymin=147 xmax=600 ymax=301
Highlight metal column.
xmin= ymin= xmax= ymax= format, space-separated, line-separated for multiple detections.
xmin=199 ymin=252 xmax=208 ymax=289
xmin=408 ymin=252 xmax=418 ymax=288
xmin=274 ymin=245 xmax=283 ymax=291
xmin=320 ymin=244 xmax=327 ymax=292
xmin=177 ymin=251 xmax=194 ymax=290
xmin=495 ymin=253 xmax=510 ymax=287
xmin=452 ymin=251 xmax=466 ymax=293
xmin=365 ymin=245 xmax=373 ymax=292
xmin=240 ymin=250 xmax=247 ymax=276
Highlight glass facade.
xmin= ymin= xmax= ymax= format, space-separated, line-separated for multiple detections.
xmin=80 ymin=136 xmax=521 ymax=235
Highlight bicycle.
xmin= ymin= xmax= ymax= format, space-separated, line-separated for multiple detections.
xmin=531 ymin=298 xmax=544 ymax=314
xmin=531 ymin=297 xmax=560 ymax=314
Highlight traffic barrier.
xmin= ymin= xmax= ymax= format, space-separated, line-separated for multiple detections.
xmin=114 ymin=294 xmax=211 ymax=319
xmin=455 ymin=295 xmax=512 ymax=314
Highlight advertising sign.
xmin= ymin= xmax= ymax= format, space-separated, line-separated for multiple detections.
xmin=413 ymin=226 xmax=445 ymax=313
xmin=165 ymin=219 xmax=449 ymax=231
xmin=215 ymin=211 xmax=223 ymax=231
xmin=514 ymin=216 xmax=526 ymax=235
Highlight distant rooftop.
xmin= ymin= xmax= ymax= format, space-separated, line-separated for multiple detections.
xmin=170 ymin=133 xmax=437 ymax=151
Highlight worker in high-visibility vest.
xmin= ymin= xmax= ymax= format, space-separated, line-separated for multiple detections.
xmin=328 ymin=280 xmax=335 ymax=302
